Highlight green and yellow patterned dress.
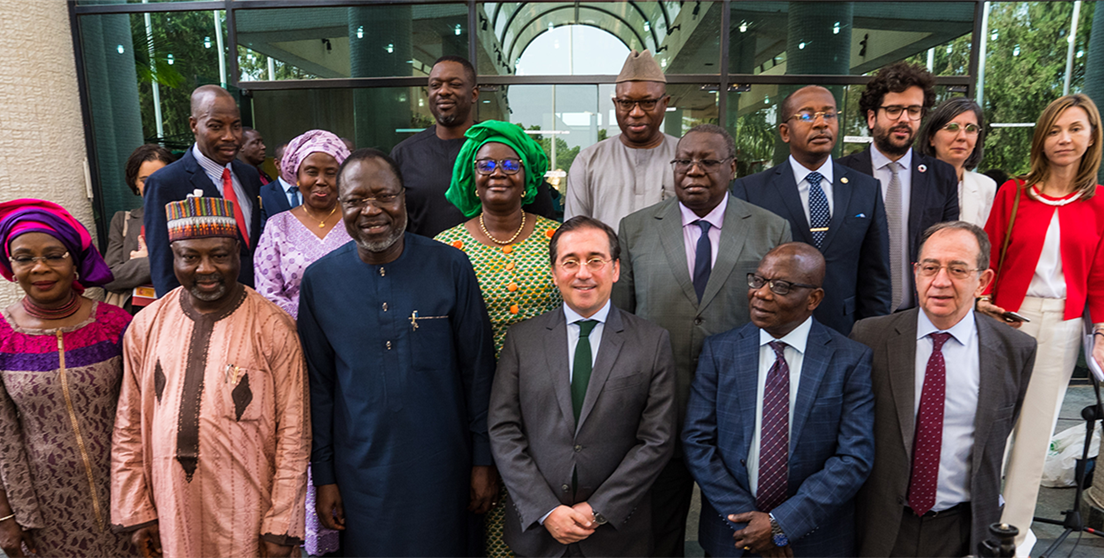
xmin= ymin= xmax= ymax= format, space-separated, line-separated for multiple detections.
xmin=435 ymin=214 xmax=562 ymax=557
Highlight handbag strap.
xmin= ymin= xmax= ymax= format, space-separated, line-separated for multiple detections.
xmin=995 ymin=180 xmax=1023 ymax=285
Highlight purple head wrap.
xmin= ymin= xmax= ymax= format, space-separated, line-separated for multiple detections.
xmin=0 ymin=199 xmax=114 ymax=289
xmin=279 ymin=130 xmax=351 ymax=184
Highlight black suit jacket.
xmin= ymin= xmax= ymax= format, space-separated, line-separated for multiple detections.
xmin=259 ymin=177 xmax=295 ymax=222
xmin=731 ymin=160 xmax=891 ymax=334
xmin=143 ymin=146 xmax=263 ymax=296
xmin=837 ymin=147 xmax=959 ymax=308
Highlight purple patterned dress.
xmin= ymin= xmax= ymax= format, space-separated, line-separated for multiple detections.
xmin=254 ymin=210 xmax=346 ymax=555
xmin=0 ymin=301 xmax=137 ymax=557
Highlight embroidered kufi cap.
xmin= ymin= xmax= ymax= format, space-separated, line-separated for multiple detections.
xmin=615 ymin=50 xmax=666 ymax=83
xmin=166 ymin=197 xmax=239 ymax=242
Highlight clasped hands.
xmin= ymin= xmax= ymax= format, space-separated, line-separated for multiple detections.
xmin=544 ymin=502 xmax=599 ymax=545
xmin=729 ymin=511 xmax=792 ymax=558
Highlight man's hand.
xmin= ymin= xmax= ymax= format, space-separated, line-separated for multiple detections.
xmin=469 ymin=465 xmax=499 ymax=514
xmin=131 ymin=523 xmax=163 ymax=558
xmin=729 ymin=511 xmax=786 ymax=556
xmin=0 ymin=519 xmax=35 ymax=557
xmin=259 ymin=538 xmax=295 ymax=558
xmin=543 ymin=505 xmax=595 ymax=545
xmin=316 ymin=484 xmax=346 ymax=531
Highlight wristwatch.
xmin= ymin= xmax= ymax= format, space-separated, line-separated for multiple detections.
xmin=591 ymin=511 xmax=608 ymax=525
xmin=768 ymin=513 xmax=788 ymax=547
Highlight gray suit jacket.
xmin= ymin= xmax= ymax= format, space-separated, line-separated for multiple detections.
xmin=849 ymin=309 xmax=1036 ymax=556
xmin=613 ymin=195 xmax=792 ymax=433
xmin=489 ymin=305 xmax=677 ymax=557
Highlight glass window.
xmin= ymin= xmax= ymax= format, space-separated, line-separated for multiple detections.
xmin=729 ymin=2 xmax=975 ymax=75
xmin=78 ymin=9 xmax=228 ymax=220
xmin=235 ymin=5 xmax=469 ymax=81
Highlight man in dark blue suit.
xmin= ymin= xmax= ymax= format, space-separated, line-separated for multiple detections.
xmin=733 ymin=86 xmax=891 ymax=335
xmin=838 ymin=62 xmax=958 ymax=312
xmin=144 ymin=85 xmax=263 ymax=296
xmin=683 ymin=243 xmax=875 ymax=557
xmin=259 ymin=141 xmax=300 ymax=222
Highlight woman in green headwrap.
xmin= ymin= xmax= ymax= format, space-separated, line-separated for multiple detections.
xmin=435 ymin=120 xmax=562 ymax=557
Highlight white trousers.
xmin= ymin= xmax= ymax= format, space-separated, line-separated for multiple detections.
xmin=999 ymin=297 xmax=1084 ymax=556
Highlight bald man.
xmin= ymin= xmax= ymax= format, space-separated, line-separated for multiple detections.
xmin=144 ymin=85 xmax=264 ymax=296
xmin=683 ymin=243 xmax=875 ymax=557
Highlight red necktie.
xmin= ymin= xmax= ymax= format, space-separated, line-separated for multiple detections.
xmin=908 ymin=332 xmax=951 ymax=516
xmin=221 ymin=168 xmax=250 ymax=248
xmin=757 ymin=340 xmax=790 ymax=512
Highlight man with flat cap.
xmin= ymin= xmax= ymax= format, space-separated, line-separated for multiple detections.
xmin=565 ymin=49 xmax=679 ymax=231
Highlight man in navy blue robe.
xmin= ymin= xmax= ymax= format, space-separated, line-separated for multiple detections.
xmin=298 ymin=148 xmax=497 ymax=556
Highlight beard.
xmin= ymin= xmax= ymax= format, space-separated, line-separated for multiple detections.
xmin=188 ymin=273 xmax=227 ymax=302
xmin=872 ymin=122 xmax=916 ymax=158
xmin=434 ymin=110 xmax=460 ymax=127
xmin=354 ymin=212 xmax=407 ymax=253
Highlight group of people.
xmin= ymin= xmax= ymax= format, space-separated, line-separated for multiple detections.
xmin=0 ymin=47 xmax=1101 ymax=558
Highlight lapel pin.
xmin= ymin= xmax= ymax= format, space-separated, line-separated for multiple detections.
xmin=841 ymin=177 xmax=849 ymax=184
xmin=918 ymin=164 xmax=927 ymax=173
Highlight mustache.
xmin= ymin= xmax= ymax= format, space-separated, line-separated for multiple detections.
xmin=193 ymin=273 xmax=224 ymax=283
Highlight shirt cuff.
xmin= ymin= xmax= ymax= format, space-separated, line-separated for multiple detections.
xmin=311 ymin=461 xmax=336 ymax=486
xmin=539 ymin=508 xmax=557 ymax=525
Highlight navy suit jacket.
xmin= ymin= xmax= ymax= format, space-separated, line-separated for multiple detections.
xmin=259 ymin=177 xmax=295 ymax=222
xmin=682 ymin=319 xmax=875 ymax=557
xmin=837 ymin=148 xmax=958 ymax=308
xmin=143 ymin=146 xmax=263 ymax=296
xmin=731 ymin=160 xmax=891 ymax=335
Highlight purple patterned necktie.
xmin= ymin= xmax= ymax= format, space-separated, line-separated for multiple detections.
xmin=757 ymin=340 xmax=790 ymax=512
xmin=908 ymin=332 xmax=952 ymax=516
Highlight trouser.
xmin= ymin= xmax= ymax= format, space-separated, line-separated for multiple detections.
xmin=889 ymin=503 xmax=972 ymax=557
xmin=998 ymin=297 xmax=1083 ymax=556
xmin=650 ymin=457 xmax=695 ymax=557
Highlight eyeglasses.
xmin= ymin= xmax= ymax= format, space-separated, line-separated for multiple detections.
xmin=789 ymin=110 xmax=838 ymax=123
xmin=747 ymin=273 xmax=819 ymax=296
xmin=9 ymin=252 xmax=70 ymax=267
xmin=558 ymin=257 xmax=611 ymax=273
xmin=879 ymin=105 xmax=924 ymax=121
xmin=612 ymin=97 xmax=664 ymax=111
xmin=670 ymin=157 xmax=733 ymax=172
xmin=914 ymin=262 xmax=980 ymax=280
xmin=339 ymin=189 xmax=404 ymax=210
xmin=474 ymin=158 xmax=523 ymax=175
xmin=941 ymin=122 xmax=980 ymax=135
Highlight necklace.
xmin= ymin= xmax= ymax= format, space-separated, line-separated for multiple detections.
xmin=1030 ymin=185 xmax=1080 ymax=207
xmin=303 ymin=204 xmax=337 ymax=228
xmin=23 ymin=291 xmax=81 ymax=320
xmin=480 ymin=211 xmax=526 ymax=245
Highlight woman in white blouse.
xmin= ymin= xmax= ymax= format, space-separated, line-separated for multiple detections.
xmin=918 ymin=97 xmax=997 ymax=227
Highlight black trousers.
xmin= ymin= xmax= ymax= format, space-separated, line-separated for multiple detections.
xmin=889 ymin=503 xmax=972 ymax=557
xmin=650 ymin=457 xmax=696 ymax=557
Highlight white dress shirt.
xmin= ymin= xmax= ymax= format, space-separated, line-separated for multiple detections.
xmin=914 ymin=309 xmax=980 ymax=511
xmin=788 ymin=155 xmax=835 ymax=224
xmin=193 ymin=145 xmax=252 ymax=237
xmin=871 ymin=146 xmax=914 ymax=309
xmin=679 ymin=195 xmax=727 ymax=278
xmin=747 ymin=317 xmax=812 ymax=497
xmin=564 ymin=300 xmax=611 ymax=382
xmin=1026 ymin=211 xmax=1066 ymax=299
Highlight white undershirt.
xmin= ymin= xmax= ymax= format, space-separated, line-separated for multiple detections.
xmin=1026 ymin=211 xmax=1066 ymax=299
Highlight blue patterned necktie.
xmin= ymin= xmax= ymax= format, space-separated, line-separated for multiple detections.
xmin=757 ymin=340 xmax=790 ymax=512
xmin=692 ymin=220 xmax=712 ymax=301
xmin=288 ymin=185 xmax=301 ymax=208
xmin=807 ymin=171 xmax=830 ymax=248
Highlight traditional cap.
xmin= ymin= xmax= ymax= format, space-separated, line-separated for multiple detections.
xmin=0 ymin=199 xmax=113 ymax=289
xmin=616 ymin=50 xmax=666 ymax=83
xmin=166 ymin=197 xmax=240 ymax=242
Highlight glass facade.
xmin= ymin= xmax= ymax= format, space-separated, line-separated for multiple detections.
xmin=71 ymin=1 xmax=1100 ymax=242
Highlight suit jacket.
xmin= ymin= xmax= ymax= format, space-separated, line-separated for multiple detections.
xmin=144 ymin=146 xmax=263 ymax=296
xmin=682 ymin=319 xmax=875 ymax=557
xmin=849 ymin=309 xmax=1036 ymax=556
xmin=489 ymin=305 xmax=677 ymax=557
xmin=731 ymin=160 xmax=891 ymax=334
xmin=613 ymin=195 xmax=792 ymax=434
xmin=259 ymin=177 xmax=295 ymax=222
xmin=837 ymin=148 xmax=958 ymax=307
xmin=960 ymin=170 xmax=998 ymax=228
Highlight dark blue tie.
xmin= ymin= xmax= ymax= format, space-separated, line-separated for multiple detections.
xmin=288 ymin=185 xmax=301 ymax=208
xmin=807 ymin=171 xmax=830 ymax=248
xmin=693 ymin=220 xmax=712 ymax=301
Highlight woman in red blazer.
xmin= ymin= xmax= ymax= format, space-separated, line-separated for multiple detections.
xmin=978 ymin=93 xmax=1104 ymax=554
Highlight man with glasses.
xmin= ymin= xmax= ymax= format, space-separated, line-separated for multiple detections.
xmin=297 ymin=149 xmax=498 ymax=556
xmin=683 ymin=242 xmax=875 ymax=557
xmin=850 ymin=222 xmax=1035 ymax=557
xmin=839 ymin=62 xmax=959 ymax=313
xmin=565 ymin=50 xmax=679 ymax=230
xmin=733 ymin=85 xmax=891 ymax=335
xmin=489 ymin=215 xmax=677 ymax=557
xmin=615 ymin=124 xmax=791 ymax=556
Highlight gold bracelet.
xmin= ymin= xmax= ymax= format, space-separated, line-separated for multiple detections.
xmin=0 ymin=513 xmax=15 ymax=523
xmin=977 ymin=295 xmax=992 ymax=303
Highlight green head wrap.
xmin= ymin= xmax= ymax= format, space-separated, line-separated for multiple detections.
xmin=446 ymin=120 xmax=549 ymax=218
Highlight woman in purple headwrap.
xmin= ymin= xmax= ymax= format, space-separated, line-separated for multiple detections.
xmin=0 ymin=199 xmax=137 ymax=557
xmin=253 ymin=130 xmax=349 ymax=556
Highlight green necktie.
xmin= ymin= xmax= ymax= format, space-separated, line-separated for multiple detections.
xmin=571 ymin=320 xmax=599 ymax=422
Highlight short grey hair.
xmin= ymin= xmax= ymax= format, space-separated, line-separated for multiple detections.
xmin=918 ymin=221 xmax=991 ymax=270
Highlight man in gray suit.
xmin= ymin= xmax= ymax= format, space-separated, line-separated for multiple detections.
xmin=614 ymin=124 xmax=791 ymax=555
xmin=490 ymin=216 xmax=677 ymax=557
xmin=850 ymin=221 xmax=1035 ymax=557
